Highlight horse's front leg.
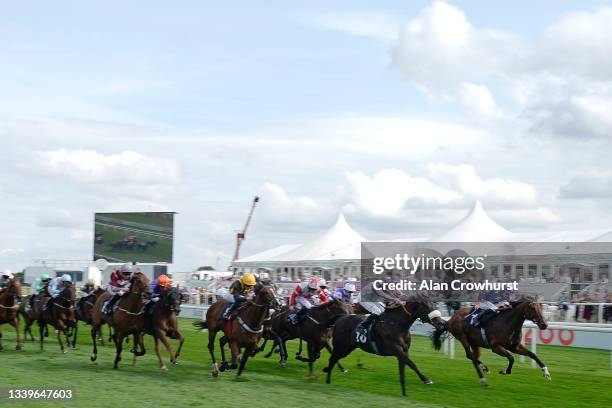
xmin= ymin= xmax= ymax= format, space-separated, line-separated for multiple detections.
xmin=396 ymin=348 xmax=433 ymax=385
xmin=208 ymin=328 xmax=219 ymax=377
xmin=491 ymin=344 xmax=515 ymax=375
xmin=157 ymin=330 xmax=176 ymax=365
xmin=11 ymin=315 xmax=21 ymax=350
xmin=237 ymin=342 xmax=254 ymax=376
xmin=113 ymin=332 xmax=125 ymax=369
xmin=511 ymin=343 xmax=551 ymax=380
xmin=323 ymin=341 xmax=347 ymax=372
xmin=173 ymin=331 xmax=185 ymax=362
xmin=56 ymin=322 xmax=66 ymax=354
xmin=457 ymin=335 xmax=487 ymax=386
xmin=229 ymin=339 xmax=240 ymax=370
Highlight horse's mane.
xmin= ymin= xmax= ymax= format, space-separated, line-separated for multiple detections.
xmin=510 ymin=295 xmax=537 ymax=307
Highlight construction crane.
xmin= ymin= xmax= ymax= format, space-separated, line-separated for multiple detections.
xmin=232 ymin=196 xmax=260 ymax=263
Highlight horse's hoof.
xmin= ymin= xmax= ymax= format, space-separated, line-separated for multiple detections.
xmin=279 ymin=361 xmax=286 ymax=369
xmin=171 ymin=360 xmax=179 ymax=365
xmin=480 ymin=378 xmax=489 ymax=387
xmin=62 ymin=349 xmax=67 ymax=354
xmin=160 ymin=366 xmax=167 ymax=371
xmin=212 ymin=370 xmax=219 ymax=377
xmin=16 ymin=345 xmax=21 ymax=351
xmin=91 ymin=354 xmax=97 ymax=362
xmin=423 ymin=379 xmax=433 ymax=385
xmin=498 ymin=369 xmax=509 ymax=375
xmin=322 ymin=367 xmax=330 ymax=373
xmin=340 ymin=368 xmax=348 ymax=373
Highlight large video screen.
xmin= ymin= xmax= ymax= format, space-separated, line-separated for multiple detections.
xmin=93 ymin=212 xmax=174 ymax=263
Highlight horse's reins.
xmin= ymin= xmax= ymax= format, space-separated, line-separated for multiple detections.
xmin=235 ymin=289 xmax=275 ymax=334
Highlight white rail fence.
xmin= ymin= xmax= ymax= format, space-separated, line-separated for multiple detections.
xmin=441 ymin=322 xmax=612 ymax=369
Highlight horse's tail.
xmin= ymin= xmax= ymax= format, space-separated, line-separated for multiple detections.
xmin=193 ymin=320 xmax=208 ymax=330
xmin=432 ymin=323 xmax=449 ymax=350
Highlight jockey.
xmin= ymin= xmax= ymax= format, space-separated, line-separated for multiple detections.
xmin=318 ymin=278 xmax=332 ymax=300
xmin=354 ymin=280 xmax=403 ymax=340
xmin=104 ymin=263 xmax=133 ymax=315
xmin=0 ymin=269 xmax=13 ymax=293
xmin=151 ymin=274 xmax=171 ymax=298
xmin=80 ymin=279 xmax=97 ymax=297
xmin=333 ymin=282 xmax=356 ymax=303
xmin=222 ymin=272 xmax=257 ymax=319
xmin=48 ymin=274 xmax=73 ymax=298
xmin=27 ymin=273 xmax=51 ymax=311
xmin=289 ymin=277 xmax=328 ymax=324
xmin=467 ymin=288 xmax=513 ymax=327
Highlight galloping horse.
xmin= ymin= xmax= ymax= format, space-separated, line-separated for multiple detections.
xmin=75 ymin=287 xmax=107 ymax=345
xmin=433 ymin=299 xmax=551 ymax=386
xmin=90 ymin=273 xmax=151 ymax=369
xmin=38 ymin=283 xmax=77 ymax=353
xmin=0 ymin=279 xmax=22 ymax=351
xmin=326 ymin=296 xmax=447 ymax=396
xmin=142 ymin=286 xmax=186 ymax=370
xmin=259 ymin=300 xmax=351 ymax=376
xmin=195 ymin=282 xmax=278 ymax=377
xmin=18 ymin=293 xmax=47 ymax=342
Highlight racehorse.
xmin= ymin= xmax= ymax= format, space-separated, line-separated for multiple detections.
xmin=142 ymin=286 xmax=186 ymax=370
xmin=18 ymin=293 xmax=48 ymax=342
xmin=90 ymin=272 xmax=151 ymax=369
xmin=75 ymin=287 xmax=107 ymax=345
xmin=432 ymin=299 xmax=551 ymax=386
xmin=0 ymin=278 xmax=22 ymax=351
xmin=257 ymin=300 xmax=351 ymax=376
xmin=38 ymin=283 xmax=77 ymax=353
xmin=325 ymin=296 xmax=447 ymax=396
xmin=194 ymin=282 xmax=278 ymax=377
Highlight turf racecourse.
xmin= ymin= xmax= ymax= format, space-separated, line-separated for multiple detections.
xmin=1 ymin=318 xmax=610 ymax=408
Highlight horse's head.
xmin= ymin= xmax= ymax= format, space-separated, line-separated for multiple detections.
xmin=521 ymin=300 xmax=548 ymax=330
xmin=254 ymin=282 xmax=279 ymax=308
xmin=406 ymin=294 xmax=446 ymax=331
xmin=162 ymin=287 xmax=183 ymax=314
xmin=130 ymin=273 xmax=152 ymax=299
xmin=6 ymin=278 xmax=21 ymax=296
xmin=59 ymin=281 xmax=76 ymax=305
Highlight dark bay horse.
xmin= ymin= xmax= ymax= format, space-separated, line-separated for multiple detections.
xmin=326 ymin=297 xmax=447 ymax=396
xmin=194 ymin=282 xmax=278 ymax=377
xmin=433 ymin=300 xmax=551 ymax=386
xmin=18 ymin=293 xmax=47 ymax=342
xmin=143 ymin=286 xmax=185 ymax=370
xmin=75 ymin=287 xmax=107 ymax=345
xmin=38 ymin=283 xmax=77 ymax=353
xmin=0 ymin=279 xmax=22 ymax=351
xmin=90 ymin=273 xmax=151 ymax=369
xmin=258 ymin=300 xmax=351 ymax=376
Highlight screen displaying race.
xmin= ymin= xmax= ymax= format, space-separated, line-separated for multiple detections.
xmin=93 ymin=212 xmax=174 ymax=263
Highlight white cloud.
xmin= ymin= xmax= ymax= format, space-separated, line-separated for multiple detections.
xmin=391 ymin=2 xmax=612 ymax=139
xmin=34 ymin=149 xmax=181 ymax=185
xmin=36 ymin=209 xmax=81 ymax=229
xmin=560 ymin=171 xmax=612 ymax=199
xmin=491 ymin=207 xmax=560 ymax=227
xmin=344 ymin=164 xmax=538 ymax=218
xmin=309 ymin=12 xmax=399 ymax=40
xmin=391 ymin=1 xmax=520 ymax=97
xmin=257 ymin=182 xmax=329 ymax=228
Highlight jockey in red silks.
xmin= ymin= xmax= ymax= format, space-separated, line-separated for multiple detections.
xmin=288 ymin=277 xmax=328 ymax=324
xmin=104 ymin=263 xmax=133 ymax=315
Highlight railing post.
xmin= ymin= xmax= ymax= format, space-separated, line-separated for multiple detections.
xmin=531 ymin=327 xmax=537 ymax=368
xmin=520 ymin=328 xmax=526 ymax=364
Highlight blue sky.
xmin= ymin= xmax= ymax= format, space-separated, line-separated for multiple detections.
xmin=2 ymin=1 xmax=612 ymax=271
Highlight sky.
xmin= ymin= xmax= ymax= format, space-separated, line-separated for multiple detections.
xmin=3 ymin=1 xmax=612 ymax=272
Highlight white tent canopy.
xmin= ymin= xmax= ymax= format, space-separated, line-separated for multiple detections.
xmin=235 ymin=214 xmax=366 ymax=264
xmin=234 ymin=202 xmax=612 ymax=270
xmin=430 ymin=201 xmax=511 ymax=242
